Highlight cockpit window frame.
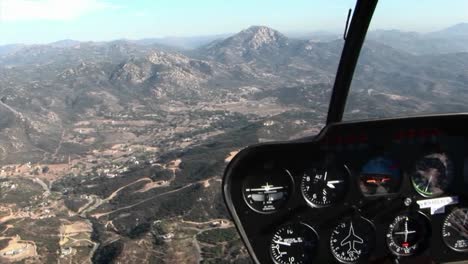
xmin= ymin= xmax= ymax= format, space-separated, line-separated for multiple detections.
xmin=326 ymin=0 xmax=378 ymax=125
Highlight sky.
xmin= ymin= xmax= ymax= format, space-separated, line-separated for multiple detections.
xmin=0 ymin=0 xmax=467 ymax=45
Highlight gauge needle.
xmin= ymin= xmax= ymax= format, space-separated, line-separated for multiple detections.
xmin=273 ymin=240 xmax=291 ymax=246
xmin=394 ymin=219 xmax=416 ymax=242
xmin=324 ymin=171 xmax=328 ymax=181
xmin=425 ymin=175 xmax=433 ymax=192
xmin=327 ymin=180 xmax=344 ymax=189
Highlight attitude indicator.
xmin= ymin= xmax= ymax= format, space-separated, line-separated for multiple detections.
xmin=243 ymin=168 xmax=294 ymax=213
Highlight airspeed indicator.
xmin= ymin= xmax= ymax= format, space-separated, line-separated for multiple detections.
xmin=270 ymin=223 xmax=319 ymax=264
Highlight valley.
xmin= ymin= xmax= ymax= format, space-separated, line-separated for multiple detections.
xmin=0 ymin=24 xmax=467 ymax=263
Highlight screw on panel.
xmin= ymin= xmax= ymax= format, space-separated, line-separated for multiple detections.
xmin=404 ymin=198 xmax=412 ymax=206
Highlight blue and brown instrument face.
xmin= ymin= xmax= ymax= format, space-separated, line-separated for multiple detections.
xmin=360 ymin=156 xmax=402 ymax=196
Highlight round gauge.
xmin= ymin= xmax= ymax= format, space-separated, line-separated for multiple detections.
xmin=270 ymin=223 xmax=319 ymax=264
xmin=330 ymin=217 xmax=375 ymax=263
xmin=242 ymin=168 xmax=294 ymax=213
xmin=359 ymin=157 xmax=401 ymax=196
xmin=442 ymin=208 xmax=468 ymax=252
xmin=301 ymin=165 xmax=349 ymax=207
xmin=386 ymin=212 xmax=431 ymax=257
xmin=411 ymin=153 xmax=453 ymax=197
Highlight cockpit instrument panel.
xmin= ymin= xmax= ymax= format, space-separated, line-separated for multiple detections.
xmin=223 ymin=114 xmax=468 ymax=263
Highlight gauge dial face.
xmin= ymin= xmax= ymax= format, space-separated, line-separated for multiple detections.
xmin=386 ymin=212 xmax=430 ymax=256
xmin=411 ymin=153 xmax=453 ymax=197
xmin=301 ymin=165 xmax=349 ymax=207
xmin=442 ymin=208 xmax=468 ymax=252
xmin=242 ymin=168 xmax=294 ymax=213
xmin=360 ymin=157 xmax=401 ymax=196
xmin=330 ymin=217 xmax=375 ymax=263
xmin=270 ymin=223 xmax=319 ymax=264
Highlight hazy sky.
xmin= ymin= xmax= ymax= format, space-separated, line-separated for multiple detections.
xmin=0 ymin=0 xmax=467 ymax=45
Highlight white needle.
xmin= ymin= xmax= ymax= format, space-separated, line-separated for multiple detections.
xmin=326 ymin=180 xmax=344 ymax=189
xmin=273 ymin=240 xmax=291 ymax=246
xmin=324 ymin=171 xmax=328 ymax=181
xmin=425 ymin=175 xmax=433 ymax=192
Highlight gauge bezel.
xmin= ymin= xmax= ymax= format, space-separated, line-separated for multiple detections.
xmin=270 ymin=222 xmax=320 ymax=264
xmin=242 ymin=168 xmax=295 ymax=214
xmin=300 ymin=164 xmax=351 ymax=208
xmin=329 ymin=216 xmax=376 ymax=264
xmin=358 ymin=156 xmax=403 ymax=197
xmin=441 ymin=207 xmax=468 ymax=253
xmin=386 ymin=211 xmax=431 ymax=257
xmin=410 ymin=152 xmax=454 ymax=198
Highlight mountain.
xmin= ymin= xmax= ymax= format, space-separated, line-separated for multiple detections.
xmin=49 ymin=39 xmax=81 ymax=48
xmin=198 ymin=26 xmax=292 ymax=64
xmin=0 ymin=44 xmax=25 ymax=56
xmin=131 ymin=34 xmax=231 ymax=49
xmin=0 ymin=25 xmax=468 ymax=263
xmin=367 ymin=23 xmax=468 ymax=55
xmin=429 ymin=22 xmax=468 ymax=38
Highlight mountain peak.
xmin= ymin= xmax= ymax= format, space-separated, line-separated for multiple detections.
xmin=236 ymin=26 xmax=287 ymax=49
xmin=198 ymin=26 xmax=291 ymax=64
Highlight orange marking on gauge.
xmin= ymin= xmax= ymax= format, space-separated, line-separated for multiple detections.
xmin=365 ymin=177 xmax=391 ymax=184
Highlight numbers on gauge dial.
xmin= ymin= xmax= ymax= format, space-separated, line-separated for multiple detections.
xmin=270 ymin=223 xmax=319 ymax=264
xmin=386 ymin=212 xmax=430 ymax=256
xmin=301 ymin=165 xmax=349 ymax=207
xmin=442 ymin=208 xmax=468 ymax=252
xmin=329 ymin=217 xmax=375 ymax=264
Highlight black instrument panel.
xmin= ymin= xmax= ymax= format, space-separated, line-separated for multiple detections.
xmin=223 ymin=114 xmax=468 ymax=263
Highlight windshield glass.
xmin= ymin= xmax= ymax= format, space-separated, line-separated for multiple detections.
xmin=345 ymin=0 xmax=468 ymax=121
xmin=0 ymin=1 xmax=352 ymax=263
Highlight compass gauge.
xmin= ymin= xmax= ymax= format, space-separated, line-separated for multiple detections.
xmin=270 ymin=223 xmax=319 ymax=264
xmin=330 ymin=217 xmax=375 ymax=263
xmin=243 ymin=168 xmax=294 ymax=213
xmin=442 ymin=208 xmax=468 ymax=252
